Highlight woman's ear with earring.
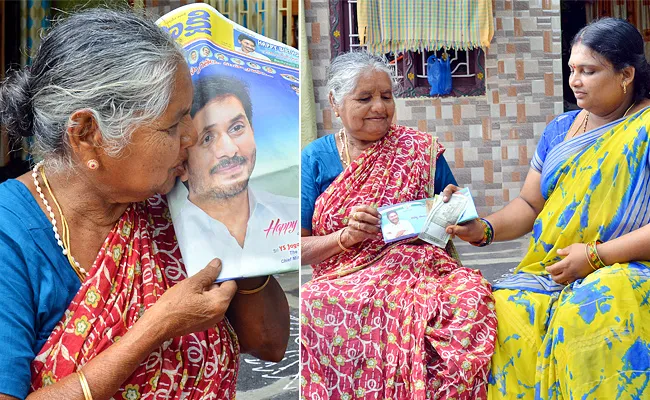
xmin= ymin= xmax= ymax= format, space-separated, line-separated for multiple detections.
xmin=620 ymin=65 xmax=635 ymax=96
xmin=328 ymin=92 xmax=340 ymax=118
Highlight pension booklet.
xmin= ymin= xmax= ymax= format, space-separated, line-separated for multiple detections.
xmin=378 ymin=200 xmax=429 ymax=244
xmin=157 ymin=4 xmax=299 ymax=282
xmin=379 ymin=188 xmax=478 ymax=246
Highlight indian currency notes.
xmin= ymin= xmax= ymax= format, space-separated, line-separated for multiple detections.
xmin=418 ymin=194 xmax=468 ymax=247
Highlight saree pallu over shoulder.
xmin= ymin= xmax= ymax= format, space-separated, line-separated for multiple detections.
xmin=517 ymin=106 xmax=650 ymax=277
xmin=489 ymin=107 xmax=650 ymax=400
xmin=30 ymin=196 xmax=239 ymax=399
xmin=302 ymin=125 xmax=496 ymax=399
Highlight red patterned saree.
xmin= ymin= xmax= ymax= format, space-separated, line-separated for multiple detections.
xmin=30 ymin=196 xmax=238 ymax=399
xmin=300 ymin=125 xmax=496 ymax=399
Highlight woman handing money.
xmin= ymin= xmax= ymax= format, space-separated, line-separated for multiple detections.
xmin=420 ymin=193 xmax=469 ymax=248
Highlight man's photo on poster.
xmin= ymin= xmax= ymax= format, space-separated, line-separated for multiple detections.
xmin=168 ymin=64 xmax=299 ymax=281
xmin=378 ymin=200 xmax=428 ymax=243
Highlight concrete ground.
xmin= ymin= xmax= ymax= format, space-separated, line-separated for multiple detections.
xmin=453 ymin=234 xmax=530 ymax=283
xmin=237 ymin=235 xmax=531 ymax=399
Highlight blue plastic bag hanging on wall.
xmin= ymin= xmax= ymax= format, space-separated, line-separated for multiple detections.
xmin=427 ymin=54 xmax=452 ymax=96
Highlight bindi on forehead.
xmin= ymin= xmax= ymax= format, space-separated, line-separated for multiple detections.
xmin=570 ymin=44 xmax=611 ymax=69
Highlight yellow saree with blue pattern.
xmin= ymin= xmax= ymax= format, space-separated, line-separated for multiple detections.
xmin=488 ymin=107 xmax=650 ymax=399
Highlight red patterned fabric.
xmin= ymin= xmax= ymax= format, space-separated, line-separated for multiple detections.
xmin=30 ymin=196 xmax=239 ymax=399
xmin=300 ymin=126 xmax=497 ymax=399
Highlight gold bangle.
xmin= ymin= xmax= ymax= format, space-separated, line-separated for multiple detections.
xmin=585 ymin=244 xmax=598 ymax=271
xmin=77 ymin=370 xmax=93 ymax=400
xmin=237 ymin=275 xmax=271 ymax=295
xmin=587 ymin=240 xmax=607 ymax=270
xmin=337 ymin=229 xmax=351 ymax=252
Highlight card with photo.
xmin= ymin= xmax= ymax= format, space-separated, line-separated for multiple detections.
xmin=378 ymin=200 xmax=429 ymax=243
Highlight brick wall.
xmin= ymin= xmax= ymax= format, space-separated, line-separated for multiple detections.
xmin=304 ymin=0 xmax=565 ymax=215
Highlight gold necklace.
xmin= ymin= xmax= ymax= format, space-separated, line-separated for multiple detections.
xmin=582 ymin=111 xmax=590 ymax=134
xmin=569 ymin=102 xmax=634 ymax=140
xmin=32 ymin=161 xmax=86 ymax=281
xmin=338 ymin=128 xmax=351 ymax=167
xmin=567 ymin=111 xmax=590 ymax=140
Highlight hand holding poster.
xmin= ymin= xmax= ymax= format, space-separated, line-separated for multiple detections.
xmin=156 ymin=4 xmax=299 ymax=282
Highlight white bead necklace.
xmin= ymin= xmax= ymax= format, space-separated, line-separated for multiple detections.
xmin=32 ymin=161 xmax=86 ymax=280
xmin=338 ymin=128 xmax=351 ymax=167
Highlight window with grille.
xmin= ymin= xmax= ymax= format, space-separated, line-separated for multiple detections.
xmin=330 ymin=0 xmax=486 ymax=98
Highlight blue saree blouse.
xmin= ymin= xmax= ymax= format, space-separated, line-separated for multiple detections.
xmin=0 ymin=179 xmax=80 ymax=399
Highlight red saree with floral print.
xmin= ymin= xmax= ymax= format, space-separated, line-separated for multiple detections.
xmin=30 ymin=196 xmax=239 ymax=399
xmin=300 ymin=125 xmax=496 ymax=400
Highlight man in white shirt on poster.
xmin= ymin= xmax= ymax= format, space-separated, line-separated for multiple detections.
xmin=383 ymin=210 xmax=415 ymax=240
xmin=169 ymin=75 xmax=297 ymax=280
xmin=234 ymin=33 xmax=271 ymax=61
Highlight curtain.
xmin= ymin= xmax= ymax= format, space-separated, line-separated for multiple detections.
xmin=20 ymin=0 xmax=51 ymax=66
xmin=357 ymin=0 xmax=494 ymax=55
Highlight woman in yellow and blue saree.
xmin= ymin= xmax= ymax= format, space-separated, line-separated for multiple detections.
xmin=446 ymin=18 xmax=650 ymax=399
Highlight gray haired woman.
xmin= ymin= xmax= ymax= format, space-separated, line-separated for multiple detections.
xmin=300 ymin=51 xmax=496 ymax=399
xmin=0 ymin=9 xmax=288 ymax=400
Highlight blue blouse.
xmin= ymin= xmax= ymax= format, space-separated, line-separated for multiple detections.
xmin=0 ymin=179 xmax=80 ymax=399
xmin=301 ymin=133 xmax=458 ymax=230
xmin=530 ymin=110 xmax=580 ymax=173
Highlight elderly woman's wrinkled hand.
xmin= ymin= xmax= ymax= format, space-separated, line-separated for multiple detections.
xmin=545 ymin=243 xmax=594 ymax=285
xmin=146 ymin=258 xmax=237 ymax=340
xmin=342 ymin=205 xmax=382 ymax=246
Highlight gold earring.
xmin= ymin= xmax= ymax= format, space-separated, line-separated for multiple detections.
xmin=87 ymin=159 xmax=99 ymax=170
xmin=335 ymin=112 xmax=340 ymax=117
xmin=623 ymin=81 xmax=627 ymax=94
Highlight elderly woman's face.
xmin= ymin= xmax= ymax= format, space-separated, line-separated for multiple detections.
xmin=99 ymin=63 xmax=197 ymax=201
xmin=568 ymin=43 xmax=628 ymax=115
xmin=335 ymin=70 xmax=395 ymax=142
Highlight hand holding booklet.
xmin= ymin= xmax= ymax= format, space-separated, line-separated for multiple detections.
xmin=156 ymin=4 xmax=299 ymax=282
xmin=378 ymin=187 xmax=478 ymax=247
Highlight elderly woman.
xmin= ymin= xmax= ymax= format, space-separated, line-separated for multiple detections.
xmin=0 ymin=9 xmax=289 ymax=400
xmin=445 ymin=18 xmax=650 ymax=399
xmin=300 ymin=51 xmax=497 ymax=399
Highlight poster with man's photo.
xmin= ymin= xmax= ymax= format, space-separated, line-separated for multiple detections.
xmin=156 ymin=4 xmax=299 ymax=281
xmin=378 ymin=200 xmax=429 ymax=244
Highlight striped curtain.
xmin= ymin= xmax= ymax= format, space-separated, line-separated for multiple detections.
xmin=357 ymin=0 xmax=494 ymax=54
